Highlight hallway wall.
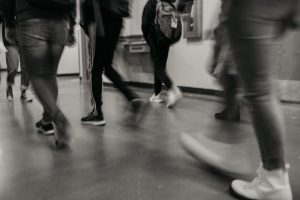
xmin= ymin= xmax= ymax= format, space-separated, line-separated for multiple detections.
xmin=113 ymin=0 xmax=222 ymax=91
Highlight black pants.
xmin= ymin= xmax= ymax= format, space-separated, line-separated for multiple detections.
xmin=91 ymin=16 xmax=138 ymax=115
xmin=149 ymin=36 xmax=173 ymax=95
xmin=219 ymin=65 xmax=239 ymax=112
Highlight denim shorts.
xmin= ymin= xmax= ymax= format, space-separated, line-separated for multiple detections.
xmin=18 ymin=18 xmax=69 ymax=47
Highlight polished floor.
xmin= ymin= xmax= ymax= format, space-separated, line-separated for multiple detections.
xmin=0 ymin=76 xmax=299 ymax=200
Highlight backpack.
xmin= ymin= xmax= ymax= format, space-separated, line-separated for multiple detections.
xmin=26 ymin=0 xmax=75 ymax=11
xmin=154 ymin=0 xmax=182 ymax=45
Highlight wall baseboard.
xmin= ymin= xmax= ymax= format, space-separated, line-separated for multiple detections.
xmin=0 ymin=70 xmax=79 ymax=77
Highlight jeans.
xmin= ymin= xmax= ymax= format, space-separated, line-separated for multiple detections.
xmin=6 ymin=45 xmax=30 ymax=89
xmin=91 ymin=15 xmax=138 ymax=115
xmin=17 ymin=18 xmax=69 ymax=123
xmin=228 ymin=0 xmax=300 ymax=170
xmin=149 ymin=35 xmax=173 ymax=95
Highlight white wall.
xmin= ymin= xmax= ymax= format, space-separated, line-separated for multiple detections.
xmin=122 ymin=0 xmax=148 ymax=36
xmin=168 ymin=0 xmax=221 ymax=90
xmin=57 ymin=26 xmax=81 ymax=75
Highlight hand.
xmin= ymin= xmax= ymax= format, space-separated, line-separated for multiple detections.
xmin=4 ymin=27 xmax=16 ymax=45
xmin=67 ymin=31 xmax=76 ymax=47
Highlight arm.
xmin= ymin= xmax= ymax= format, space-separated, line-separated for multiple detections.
xmin=141 ymin=0 xmax=156 ymax=46
xmin=67 ymin=5 xmax=77 ymax=46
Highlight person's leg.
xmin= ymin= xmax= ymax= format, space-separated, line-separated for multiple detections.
xmin=154 ymin=71 xmax=163 ymax=96
xmin=19 ymin=47 xmax=33 ymax=102
xmin=149 ymin=38 xmax=172 ymax=92
xmin=5 ymin=45 xmax=19 ymax=100
xmin=91 ymin=37 xmax=104 ymax=115
xmin=100 ymin=17 xmax=139 ymax=102
xmin=18 ymin=19 xmax=70 ymax=144
xmin=228 ymin=0 xmax=292 ymax=199
xmin=81 ymin=36 xmax=106 ymax=126
xmin=215 ymin=64 xmax=240 ymax=121
xmin=159 ymin=44 xmax=182 ymax=108
xmin=148 ymin=37 xmax=165 ymax=103
xmin=150 ymin=41 xmax=164 ymax=95
xmin=98 ymin=15 xmax=146 ymax=124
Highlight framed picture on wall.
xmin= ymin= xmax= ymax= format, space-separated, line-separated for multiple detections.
xmin=181 ymin=0 xmax=202 ymax=40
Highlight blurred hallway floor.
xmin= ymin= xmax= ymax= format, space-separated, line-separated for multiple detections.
xmin=0 ymin=76 xmax=299 ymax=200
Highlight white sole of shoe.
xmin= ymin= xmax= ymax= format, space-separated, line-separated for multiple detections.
xmin=21 ymin=98 xmax=33 ymax=102
xmin=37 ymin=128 xmax=55 ymax=135
xmin=180 ymin=132 xmax=253 ymax=176
xmin=150 ymin=99 xmax=164 ymax=103
xmin=229 ymin=186 xmax=255 ymax=200
xmin=81 ymin=121 xmax=106 ymax=126
xmin=166 ymin=95 xmax=183 ymax=108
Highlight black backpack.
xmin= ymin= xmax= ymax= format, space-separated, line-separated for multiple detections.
xmin=154 ymin=0 xmax=182 ymax=45
xmin=26 ymin=0 xmax=75 ymax=11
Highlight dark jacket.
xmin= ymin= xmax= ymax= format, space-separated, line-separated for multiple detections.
xmin=0 ymin=0 xmax=14 ymax=27
xmin=15 ymin=0 xmax=76 ymax=35
xmin=80 ymin=0 xmax=129 ymax=37
xmin=141 ymin=0 xmax=156 ymax=45
xmin=99 ymin=0 xmax=130 ymax=18
xmin=16 ymin=0 xmax=69 ymax=22
xmin=80 ymin=0 xmax=104 ymax=37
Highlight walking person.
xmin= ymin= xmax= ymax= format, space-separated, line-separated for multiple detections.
xmin=81 ymin=0 xmax=147 ymax=126
xmin=208 ymin=0 xmax=240 ymax=121
xmin=142 ymin=0 xmax=183 ymax=107
xmin=2 ymin=20 xmax=33 ymax=102
xmin=15 ymin=0 xmax=76 ymax=146
xmin=178 ymin=0 xmax=294 ymax=199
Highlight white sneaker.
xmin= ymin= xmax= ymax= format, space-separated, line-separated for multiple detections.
xmin=149 ymin=93 xmax=164 ymax=103
xmin=166 ymin=86 xmax=182 ymax=108
xmin=180 ymin=132 xmax=253 ymax=175
xmin=230 ymin=164 xmax=292 ymax=200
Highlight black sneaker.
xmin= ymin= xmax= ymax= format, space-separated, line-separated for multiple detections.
xmin=128 ymin=98 xmax=148 ymax=124
xmin=7 ymin=85 xmax=13 ymax=101
xmin=35 ymin=120 xmax=55 ymax=135
xmin=214 ymin=108 xmax=240 ymax=122
xmin=54 ymin=113 xmax=71 ymax=149
xmin=81 ymin=111 xmax=106 ymax=126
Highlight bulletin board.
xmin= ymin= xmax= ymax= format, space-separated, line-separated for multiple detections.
xmin=181 ymin=0 xmax=203 ymax=40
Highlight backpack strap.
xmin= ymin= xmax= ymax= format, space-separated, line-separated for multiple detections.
xmin=155 ymin=0 xmax=162 ymax=25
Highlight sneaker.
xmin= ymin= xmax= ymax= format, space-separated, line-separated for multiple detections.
xmin=180 ymin=132 xmax=253 ymax=175
xmin=128 ymin=98 xmax=148 ymax=124
xmin=167 ymin=86 xmax=182 ymax=108
xmin=35 ymin=119 xmax=55 ymax=135
xmin=81 ymin=111 xmax=106 ymax=126
xmin=230 ymin=164 xmax=292 ymax=200
xmin=149 ymin=93 xmax=164 ymax=103
xmin=7 ymin=85 xmax=13 ymax=101
xmin=20 ymin=90 xmax=33 ymax=102
xmin=215 ymin=108 xmax=240 ymax=122
xmin=54 ymin=113 xmax=71 ymax=148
